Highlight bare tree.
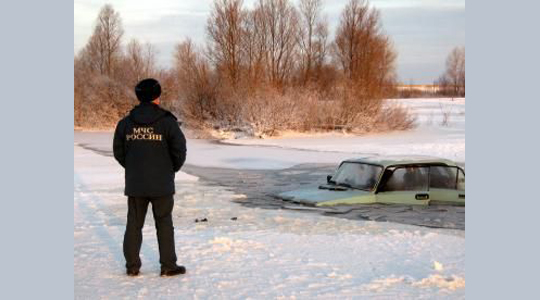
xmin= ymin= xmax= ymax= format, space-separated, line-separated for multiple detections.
xmin=81 ymin=4 xmax=124 ymax=76
xmin=207 ymin=0 xmax=246 ymax=87
xmin=124 ymin=39 xmax=158 ymax=85
xmin=257 ymin=0 xmax=299 ymax=87
xmin=174 ymin=39 xmax=217 ymax=123
xmin=297 ymin=0 xmax=328 ymax=84
xmin=440 ymin=46 xmax=465 ymax=96
xmin=332 ymin=0 xmax=396 ymax=97
xmin=241 ymin=8 xmax=268 ymax=87
xmin=74 ymin=4 xmax=133 ymax=127
xmin=312 ymin=19 xmax=329 ymax=73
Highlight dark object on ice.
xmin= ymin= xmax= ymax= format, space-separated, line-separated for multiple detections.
xmin=195 ymin=218 xmax=208 ymax=223
xmin=135 ymin=78 xmax=161 ymax=102
xmin=231 ymin=217 xmax=238 ymax=221
xmin=126 ymin=268 xmax=139 ymax=276
xmin=160 ymin=265 xmax=186 ymax=277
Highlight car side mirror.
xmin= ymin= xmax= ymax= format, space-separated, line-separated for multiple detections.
xmin=327 ymin=175 xmax=332 ymax=183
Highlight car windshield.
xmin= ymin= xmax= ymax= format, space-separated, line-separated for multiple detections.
xmin=330 ymin=162 xmax=383 ymax=191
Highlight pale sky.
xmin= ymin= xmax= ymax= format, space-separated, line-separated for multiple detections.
xmin=74 ymin=0 xmax=465 ymax=84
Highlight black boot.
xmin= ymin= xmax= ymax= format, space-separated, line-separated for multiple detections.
xmin=126 ymin=268 xmax=140 ymax=276
xmin=160 ymin=265 xmax=186 ymax=277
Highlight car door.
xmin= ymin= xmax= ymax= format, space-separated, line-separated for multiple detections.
xmin=429 ymin=166 xmax=465 ymax=206
xmin=375 ymin=166 xmax=430 ymax=205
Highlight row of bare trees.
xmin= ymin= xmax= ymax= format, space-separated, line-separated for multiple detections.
xmin=204 ymin=0 xmax=326 ymax=89
xmin=75 ymin=0 xmax=415 ymax=134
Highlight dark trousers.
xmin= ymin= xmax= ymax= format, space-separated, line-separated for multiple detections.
xmin=123 ymin=195 xmax=177 ymax=270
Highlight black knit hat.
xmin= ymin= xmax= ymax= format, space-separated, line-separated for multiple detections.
xmin=135 ymin=78 xmax=161 ymax=102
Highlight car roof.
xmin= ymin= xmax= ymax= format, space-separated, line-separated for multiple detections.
xmin=342 ymin=155 xmax=460 ymax=168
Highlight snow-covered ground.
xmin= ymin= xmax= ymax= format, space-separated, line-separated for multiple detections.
xmin=74 ymin=98 xmax=465 ymax=298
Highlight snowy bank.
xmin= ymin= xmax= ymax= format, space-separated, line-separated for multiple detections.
xmin=224 ymin=98 xmax=465 ymax=164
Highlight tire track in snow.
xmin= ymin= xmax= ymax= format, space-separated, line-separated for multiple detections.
xmin=74 ymin=172 xmax=158 ymax=270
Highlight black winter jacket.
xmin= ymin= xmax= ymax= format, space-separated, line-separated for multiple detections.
xmin=113 ymin=102 xmax=187 ymax=197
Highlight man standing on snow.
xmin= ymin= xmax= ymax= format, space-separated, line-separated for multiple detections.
xmin=113 ymin=78 xmax=187 ymax=277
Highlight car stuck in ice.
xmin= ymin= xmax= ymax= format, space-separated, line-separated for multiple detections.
xmin=277 ymin=156 xmax=465 ymax=207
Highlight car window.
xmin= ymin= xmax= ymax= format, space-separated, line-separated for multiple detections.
xmin=331 ymin=163 xmax=382 ymax=191
xmin=457 ymin=169 xmax=465 ymax=191
xmin=429 ymin=166 xmax=458 ymax=189
xmin=381 ymin=166 xmax=429 ymax=191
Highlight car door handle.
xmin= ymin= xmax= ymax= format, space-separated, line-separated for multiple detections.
xmin=415 ymin=193 xmax=429 ymax=200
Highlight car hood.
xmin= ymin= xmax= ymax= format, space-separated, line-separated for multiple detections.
xmin=277 ymin=187 xmax=372 ymax=206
